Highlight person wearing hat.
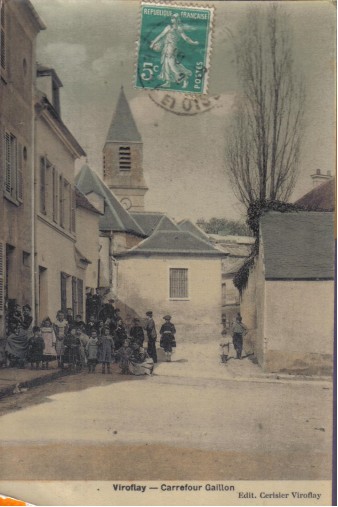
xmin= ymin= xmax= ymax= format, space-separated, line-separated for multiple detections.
xmin=160 ymin=315 xmax=176 ymax=362
xmin=232 ymin=314 xmax=247 ymax=359
xmin=145 ymin=311 xmax=157 ymax=363
xmin=98 ymin=299 xmax=116 ymax=323
xmin=129 ymin=318 xmax=145 ymax=347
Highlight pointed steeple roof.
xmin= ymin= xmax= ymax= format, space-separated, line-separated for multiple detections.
xmin=105 ymin=87 xmax=142 ymax=144
xmin=76 ymin=164 xmax=146 ymax=237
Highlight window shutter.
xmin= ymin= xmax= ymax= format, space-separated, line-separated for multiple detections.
xmin=60 ymin=272 xmax=67 ymax=314
xmin=0 ymin=1 xmax=6 ymax=71
xmin=72 ymin=276 xmax=77 ymax=316
xmin=71 ymin=187 xmax=76 ymax=233
xmin=17 ymin=142 xmax=23 ymax=202
xmin=4 ymin=132 xmax=11 ymax=193
xmin=77 ymin=279 xmax=83 ymax=318
xmin=53 ymin=167 xmax=58 ymax=222
xmin=0 ymin=242 xmax=4 ymax=316
xmin=59 ymin=174 xmax=64 ymax=227
xmin=40 ymin=157 xmax=46 ymax=213
xmin=11 ymin=135 xmax=17 ymax=197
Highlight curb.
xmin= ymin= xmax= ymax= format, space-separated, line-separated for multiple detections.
xmin=0 ymin=368 xmax=69 ymax=400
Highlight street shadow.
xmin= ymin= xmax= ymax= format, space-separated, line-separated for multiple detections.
xmin=0 ymin=364 xmax=148 ymax=417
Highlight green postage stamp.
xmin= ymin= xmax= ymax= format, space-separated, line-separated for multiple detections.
xmin=135 ymin=2 xmax=214 ymax=94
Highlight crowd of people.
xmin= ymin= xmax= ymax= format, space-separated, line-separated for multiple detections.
xmin=0 ymin=299 xmax=177 ymax=376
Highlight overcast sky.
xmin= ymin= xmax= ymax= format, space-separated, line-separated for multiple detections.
xmin=31 ymin=0 xmax=336 ymax=222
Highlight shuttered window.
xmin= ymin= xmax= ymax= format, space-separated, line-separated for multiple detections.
xmin=71 ymin=277 xmax=83 ymax=317
xmin=52 ymin=167 xmax=58 ymax=222
xmin=169 ymin=268 xmax=188 ymax=299
xmin=0 ymin=1 xmax=6 ymax=72
xmin=0 ymin=242 xmax=4 ymax=316
xmin=72 ymin=276 xmax=77 ymax=315
xmin=77 ymin=279 xmax=83 ymax=317
xmin=60 ymin=272 xmax=68 ymax=314
xmin=71 ymin=187 xmax=76 ymax=233
xmin=40 ymin=157 xmax=46 ymax=213
xmin=59 ymin=174 xmax=64 ymax=227
xmin=17 ymin=142 xmax=23 ymax=202
xmin=4 ymin=132 xmax=11 ymax=193
xmin=4 ymin=132 xmax=19 ymax=200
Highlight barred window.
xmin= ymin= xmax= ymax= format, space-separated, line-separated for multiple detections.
xmin=169 ymin=268 xmax=188 ymax=299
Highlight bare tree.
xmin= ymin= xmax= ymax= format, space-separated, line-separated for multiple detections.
xmin=226 ymin=4 xmax=305 ymax=207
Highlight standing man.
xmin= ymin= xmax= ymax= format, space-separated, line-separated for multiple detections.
xmin=160 ymin=315 xmax=176 ymax=362
xmin=130 ymin=318 xmax=145 ymax=347
xmin=232 ymin=314 xmax=247 ymax=360
xmin=145 ymin=311 xmax=157 ymax=363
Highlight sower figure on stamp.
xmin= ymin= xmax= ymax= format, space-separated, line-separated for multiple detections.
xmin=145 ymin=311 xmax=157 ymax=363
xmin=160 ymin=315 xmax=176 ymax=362
xmin=150 ymin=14 xmax=198 ymax=89
xmin=232 ymin=314 xmax=247 ymax=360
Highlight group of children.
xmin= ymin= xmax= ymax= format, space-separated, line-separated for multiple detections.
xmin=3 ymin=300 xmax=177 ymax=375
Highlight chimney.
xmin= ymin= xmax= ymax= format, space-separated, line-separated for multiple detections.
xmin=310 ymin=169 xmax=332 ymax=188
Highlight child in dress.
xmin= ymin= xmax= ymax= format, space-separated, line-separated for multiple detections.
xmin=86 ymin=330 xmax=99 ymax=373
xmin=28 ymin=326 xmax=45 ymax=369
xmin=98 ymin=326 xmax=114 ymax=374
xmin=41 ymin=317 xmax=56 ymax=369
xmin=115 ymin=338 xmax=132 ymax=374
xmin=53 ymin=311 xmax=68 ymax=369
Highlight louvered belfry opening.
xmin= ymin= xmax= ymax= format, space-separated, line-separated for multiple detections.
xmin=119 ymin=146 xmax=131 ymax=171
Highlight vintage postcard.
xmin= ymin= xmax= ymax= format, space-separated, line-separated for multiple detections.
xmin=0 ymin=0 xmax=335 ymax=505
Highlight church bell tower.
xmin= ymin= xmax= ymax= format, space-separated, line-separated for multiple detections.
xmin=103 ymin=87 xmax=148 ymax=211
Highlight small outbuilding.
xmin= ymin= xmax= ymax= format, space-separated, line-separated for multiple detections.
xmin=240 ymin=211 xmax=334 ymax=375
xmin=116 ymin=228 xmax=226 ymax=342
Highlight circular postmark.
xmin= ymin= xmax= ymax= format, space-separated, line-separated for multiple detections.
xmin=148 ymin=89 xmax=222 ymax=116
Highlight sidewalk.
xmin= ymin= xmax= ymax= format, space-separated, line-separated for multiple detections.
xmin=155 ymin=340 xmax=333 ymax=386
xmin=0 ymin=340 xmax=332 ymax=401
xmin=0 ymin=362 xmax=66 ymax=399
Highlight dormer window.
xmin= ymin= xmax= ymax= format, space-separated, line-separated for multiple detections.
xmin=119 ymin=146 xmax=131 ymax=171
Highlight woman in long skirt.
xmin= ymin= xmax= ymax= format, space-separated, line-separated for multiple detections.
xmin=129 ymin=343 xmax=154 ymax=376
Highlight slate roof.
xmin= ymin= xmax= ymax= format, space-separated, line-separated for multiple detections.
xmin=105 ymin=87 xmax=142 ymax=144
xmin=295 ymin=179 xmax=335 ymax=211
xmin=75 ymin=187 xmax=102 ymax=215
xmin=178 ymin=219 xmax=210 ymax=240
xmin=131 ymin=212 xmax=181 ymax=235
xmin=260 ymin=212 xmax=335 ymax=280
xmin=117 ymin=230 xmax=225 ymax=257
xmin=75 ymin=164 xmax=146 ymax=237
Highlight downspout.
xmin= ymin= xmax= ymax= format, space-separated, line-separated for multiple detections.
xmin=31 ymin=57 xmax=37 ymax=324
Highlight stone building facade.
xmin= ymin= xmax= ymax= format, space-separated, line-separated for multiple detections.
xmin=102 ymin=87 xmax=148 ymax=212
xmin=0 ymin=0 xmax=45 ymax=337
xmin=35 ymin=66 xmax=89 ymax=322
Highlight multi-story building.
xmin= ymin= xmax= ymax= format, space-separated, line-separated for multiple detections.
xmin=0 ymin=0 xmax=45 ymax=337
xmin=35 ymin=65 xmax=90 ymax=322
